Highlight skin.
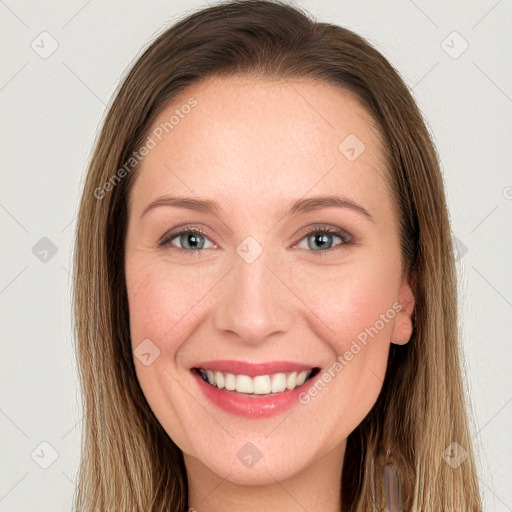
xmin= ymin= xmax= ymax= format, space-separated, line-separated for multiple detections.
xmin=124 ymin=75 xmax=415 ymax=512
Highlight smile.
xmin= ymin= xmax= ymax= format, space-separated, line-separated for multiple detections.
xmin=190 ymin=360 xmax=322 ymax=418
xmin=196 ymin=368 xmax=318 ymax=395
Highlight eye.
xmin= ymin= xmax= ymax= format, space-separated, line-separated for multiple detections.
xmin=158 ymin=224 xmax=353 ymax=254
xmin=158 ymin=227 xmax=215 ymax=251
xmin=295 ymin=225 xmax=352 ymax=253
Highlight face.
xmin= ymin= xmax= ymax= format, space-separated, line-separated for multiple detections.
xmin=124 ymin=75 xmax=414 ymax=486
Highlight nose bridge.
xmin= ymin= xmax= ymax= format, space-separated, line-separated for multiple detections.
xmin=212 ymin=236 xmax=293 ymax=343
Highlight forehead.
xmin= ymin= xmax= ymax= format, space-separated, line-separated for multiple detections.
xmin=130 ymin=75 xmax=390 ymax=219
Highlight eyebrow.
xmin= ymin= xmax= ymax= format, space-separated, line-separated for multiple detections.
xmin=141 ymin=194 xmax=374 ymax=222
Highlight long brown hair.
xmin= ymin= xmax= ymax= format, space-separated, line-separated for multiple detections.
xmin=72 ymin=1 xmax=482 ymax=510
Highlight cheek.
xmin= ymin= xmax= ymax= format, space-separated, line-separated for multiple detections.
xmin=291 ymin=255 xmax=399 ymax=413
xmin=126 ymin=258 xmax=215 ymax=347
xmin=294 ymin=254 xmax=400 ymax=345
xmin=125 ymin=258 xmax=213 ymax=451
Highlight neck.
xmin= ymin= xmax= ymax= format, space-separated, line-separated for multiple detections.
xmin=185 ymin=440 xmax=346 ymax=512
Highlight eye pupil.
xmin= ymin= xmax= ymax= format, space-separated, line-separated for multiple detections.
xmin=308 ymin=233 xmax=333 ymax=251
xmin=182 ymin=233 xmax=204 ymax=250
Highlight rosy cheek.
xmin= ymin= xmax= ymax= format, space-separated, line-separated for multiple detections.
xmin=295 ymin=263 xmax=397 ymax=345
xmin=126 ymin=259 xmax=211 ymax=352
xmin=126 ymin=264 xmax=168 ymax=344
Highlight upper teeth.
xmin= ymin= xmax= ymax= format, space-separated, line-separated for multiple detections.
xmin=199 ymin=369 xmax=313 ymax=394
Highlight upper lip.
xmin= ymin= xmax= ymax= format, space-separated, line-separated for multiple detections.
xmin=192 ymin=359 xmax=318 ymax=377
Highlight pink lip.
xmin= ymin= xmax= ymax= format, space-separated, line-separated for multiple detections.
xmin=190 ymin=362 xmax=321 ymax=419
xmin=192 ymin=359 xmax=315 ymax=377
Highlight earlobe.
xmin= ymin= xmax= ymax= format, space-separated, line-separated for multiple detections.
xmin=390 ymin=281 xmax=415 ymax=346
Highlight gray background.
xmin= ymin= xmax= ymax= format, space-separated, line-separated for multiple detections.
xmin=0 ymin=0 xmax=511 ymax=510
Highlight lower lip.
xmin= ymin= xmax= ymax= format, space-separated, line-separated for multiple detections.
xmin=191 ymin=369 xmax=320 ymax=418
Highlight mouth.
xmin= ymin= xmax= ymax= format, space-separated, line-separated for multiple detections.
xmin=189 ymin=359 xmax=323 ymax=417
xmin=191 ymin=366 xmax=321 ymax=397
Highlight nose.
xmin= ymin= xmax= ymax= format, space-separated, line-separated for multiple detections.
xmin=212 ymin=242 xmax=295 ymax=345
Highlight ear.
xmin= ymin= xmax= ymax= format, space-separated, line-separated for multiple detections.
xmin=390 ymin=278 xmax=415 ymax=346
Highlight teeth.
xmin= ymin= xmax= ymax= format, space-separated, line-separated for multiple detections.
xmin=236 ymin=374 xmax=253 ymax=393
xmin=253 ymin=375 xmax=271 ymax=395
xmin=198 ymin=368 xmax=313 ymax=394
xmin=271 ymin=372 xmax=287 ymax=393
xmin=214 ymin=371 xmax=225 ymax=389
xmin=225 ymin=373 xmax=236 ymax=390
xmin=296 ymin=370 xmax=308 ymax=386
xmin=286 ymin=371 xmax=297 ymax=390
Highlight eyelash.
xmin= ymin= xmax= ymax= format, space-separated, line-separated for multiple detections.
xmin=158 ymin=224 xmax=353 ymax=256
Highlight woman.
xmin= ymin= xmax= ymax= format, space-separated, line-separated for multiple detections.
xmin=72 ymin=1 xmax=482 ymax=510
